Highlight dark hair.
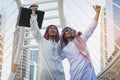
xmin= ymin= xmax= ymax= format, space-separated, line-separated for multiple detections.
xmin=60 ymin=27 xmax=82 ymax=49
xmin=44 ymin=25 xmax=59 ymax=43
xmin=60 ymin=27 xmax=72 ymax=49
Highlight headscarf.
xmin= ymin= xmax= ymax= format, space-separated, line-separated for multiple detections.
xmin=60 ymin=27 xmax=88 ymax=58
xmin=60 ymin=27 xmax=92 ymax=67
xmin=44 ymin=25 xmax=59 ymax=43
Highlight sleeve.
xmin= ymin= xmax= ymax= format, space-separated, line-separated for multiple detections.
xmin=81 ymin=20 xmax=98 ymax=42
xmin=57 ymin=43 xmax=62 ymax=55
xmin=30 ymin=15 xmax=43 ymax=43
xmin=60 ymin=50 xmax=66 ymax=60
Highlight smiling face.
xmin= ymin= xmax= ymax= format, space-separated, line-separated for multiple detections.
xmin=48 ymin=26 xmax=57 ymax=37
xmin=60 ymin=27 xmax=76 ymax=48
xmin=63 ymin=27 xmax=75 ymax=42
xmin=44 ymin=25 xmax=59 ymax=43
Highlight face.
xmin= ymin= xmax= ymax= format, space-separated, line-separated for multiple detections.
xmin=64 ymin=27 xmax=74 ymax=40
xmin=48 ymin=26 xmax=57 ymax=37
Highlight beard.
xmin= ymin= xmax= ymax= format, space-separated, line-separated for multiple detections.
xmin=49 ymin=33 xmax=56 ymax=37
xmin=49 ymin=30 xmax=57 ymax=37
xmin=66 ymin=34 xmax=74 ymax=39
xmin=49 ymin=35 xmax=56 ymax=37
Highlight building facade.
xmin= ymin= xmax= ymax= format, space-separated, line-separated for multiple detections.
xmin=112 ymin=0 xmax=120 ymax=54
xmin=29 ymin=49 xmax=38 ymax=80
xmin=100 ymin=7 xmax=108 ymax=69
xmin=106 ymin=0 xmax=116 ymax=57
xmin=13 ymin=28 xmax=30 ymax=80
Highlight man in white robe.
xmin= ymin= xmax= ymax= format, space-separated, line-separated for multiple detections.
xmin=30 ymin=5 xmax=65 ymax=80
xmin=9 ymin=4 xmax=65 ymax=80
xmin=27 ymin=4 xmax=65 ymax=80
xmin=60 ymin=5 xmax=101 ymax=80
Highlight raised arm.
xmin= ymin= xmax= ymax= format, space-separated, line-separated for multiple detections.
xmin=82 ymin=5 xmax=101 ymax=42
xmin=93 ymin=5 xmax=101 ymax=21
xmin=30 ymin=5 xmax=43 ymax=43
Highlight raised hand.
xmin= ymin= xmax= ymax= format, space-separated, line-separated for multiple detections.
xmin=93 ymin=5 xmax=101 ymax=14
xmin=30 ymin=4 xmax=38 ymax=15
xmin=93 ymin=5 xmax=101 ymax=21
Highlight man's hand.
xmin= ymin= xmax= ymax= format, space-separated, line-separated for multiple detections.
xmin=11 ymin=63 xmax=18 ymax=73
xmin=93 ymin=5 xmax=101 ymax=21
xmin=93 ymin=5 xmax=101 ymax=14
xmin=30 ymin=4 xmax=38 ymax=15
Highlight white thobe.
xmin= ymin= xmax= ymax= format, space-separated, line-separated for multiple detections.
xmin=30 ymin=15 xmax=65 ymax=80
xmin=61 ymin=20 xmax=98 ymax=80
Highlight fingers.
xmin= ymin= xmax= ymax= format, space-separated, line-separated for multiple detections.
xmin=95 ymin=5 xmax=101 ymax=9
xmin=30 ymin=4 xmax=38 ymax=10
xmin=93 ymin=5 xmax=101 ymax=12
xmin=11 ymin=64 xmax=18 ymax=73
xmin=77 ymin=32 xmax=82 ymax=36
xmin=31 ymin=7 xmax=36 ymax=10
xmin=92 ymin=5 xmax=96 ymax=11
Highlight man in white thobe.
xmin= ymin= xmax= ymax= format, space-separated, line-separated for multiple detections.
xmin=60 ymin=5 xmax=101 ymax=80
xmin=30 ymin=5 xmax=65 ymax=80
